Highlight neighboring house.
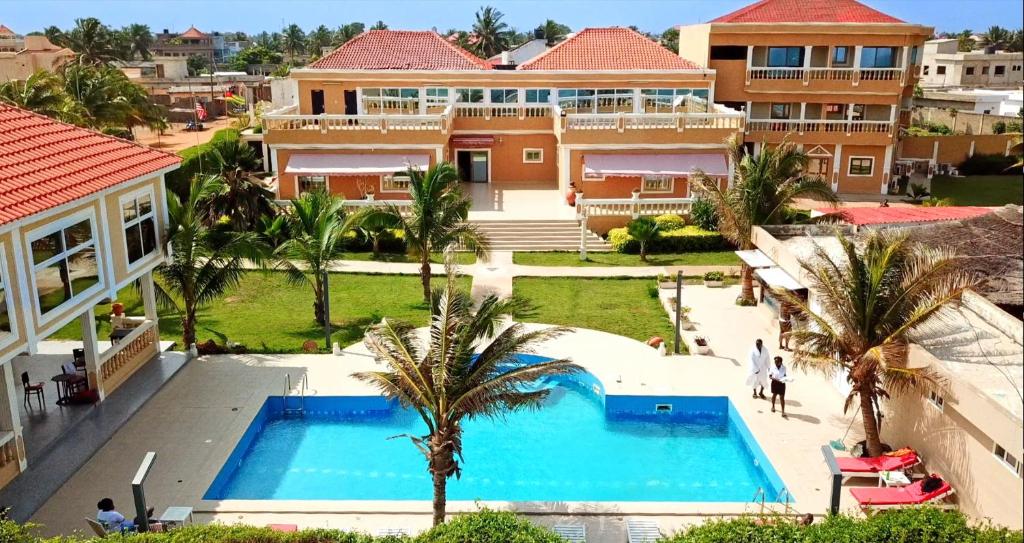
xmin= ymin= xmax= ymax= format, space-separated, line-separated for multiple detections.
xmin=679 ymin=0 xmax=932 ymax=195
xmin=0 ymin=32 xmax=75 ymax=82
xmin=115 ymin=56 xmax=189 ymax=81
xmin=921 ymin=39 xmax=1024 ymax=88
xmin=915 ymin=88 xmax=1023 ymax=116
xmin=0 ymin=104 xmax=180 ymax=491
xmin=750 ymin=205 xmax=1023 ymax=529
xmin=152 ymin=26 xmax=215 ymax=63
xmin=262 ymin=27 xmax=743 ymax=208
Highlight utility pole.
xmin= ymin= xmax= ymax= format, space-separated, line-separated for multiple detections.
xmin=674 ymin=271 xmax=683 ymax=354
xmin=323 ymin=269 xmax=332 ymax=350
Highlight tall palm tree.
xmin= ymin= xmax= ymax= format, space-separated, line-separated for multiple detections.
xmin=354 ymin=264 xmax=582 ymax=526
xmin=205 ymin=137 xmax=274 ymax=229
xmin=43 ymin=25 xmax=67 ymax=47
xmin=782 ymin=230 xmax=976 ymax=457
xmin=536 ymin=20 xmax=570 ymax=45
xmin=983 ymin=25 xmax=1011 ymax=49
xmin=282 ymin=24 xmax=306 ymax=62
xmin=627 ymin=217 xmax=659 ymax=262
xmin=157 ymin=176 xmax=264 ymax=348
xmin=692 ymin=137 xmax=839 ymax=304
xmin=472 ymin=6 xmax=510 ymax=58
xmin=333 ymin=23 xmax=365 ymax=46
xmin=124 ymin=24 xmax=153 ymax=60
xmin=65 ymin=17 xmax=117 ymax=65
xmin=360 ymin=163 xmax=489 ymax=302
xmin=63 ymin=64 xmax=134 ymax=128
xmin=0 ymin=70 xmax=77 ymax=123
xmin=370 ymin=21 xmax=388 ymax=31
xmin=275 ymin=191 xmax=351 ymax=324
xmin=306 ymin=25 xmax=333 ymax=57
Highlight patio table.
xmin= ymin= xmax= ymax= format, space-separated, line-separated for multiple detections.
xmin=51 ymin=373 xmax=85 ymax=405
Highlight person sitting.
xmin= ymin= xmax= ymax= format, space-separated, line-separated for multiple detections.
xmin=96 ymin=498 xmax=154 ymax=533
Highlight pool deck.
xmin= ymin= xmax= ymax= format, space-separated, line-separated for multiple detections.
xmin=30 ymin=285 xmax=866 ymax=541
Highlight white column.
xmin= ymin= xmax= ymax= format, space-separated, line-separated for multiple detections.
xmin=803 ymin=46 xmax=812 ymax=68
xmin=419 ymin=87 xmax=427 ymax=115
xmin=727 ymin=154 xmax=736 ymax=189
xmin=753 ymin=142 xmax=761 ymax=156
xmin=140 ymin=271 xmax=161 ymax=348
xmin=832 ymin=144 xmax=843 ymax=192
xmin=558 ymin=146 xmax=571 ymax=194
xmin=900 ymin=46 xmax=910 ymax=69
xmin=746 ymin=46 xmax=753 ymax=69
xmin=578 ymin=209 xmax=588 ymax=261
xmin=80 ymin=308 xmax=104 ymax=401
xmin=262 ymin=143 xmax=270 ymax=173
xmin=852 ymin=46 xmax=862 ymax=68
xmin=632 ymin=89 xmax=642 ymax=114
xmin=881 ymin=144 xmax=894 ymax=194
xmin=968 ymin=140 xmax=976 ymax=157
xmin=1 ymin=361 xmax=27 ymax=470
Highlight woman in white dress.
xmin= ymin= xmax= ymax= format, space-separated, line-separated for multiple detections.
xmin=745 ymin=339 xmax=770 ymax=399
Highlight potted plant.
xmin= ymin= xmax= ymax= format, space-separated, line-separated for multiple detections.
xmin=703 ymin=271 xmax=725 ymax=287
xmin=657 ymin=273 xmax=677 ymax=290
xmin=679 ymin=306 xmax=695 ymax=330
xmin=693 ymin=336 xmax=711 ymax=355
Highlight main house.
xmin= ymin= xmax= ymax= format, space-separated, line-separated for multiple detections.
xmin=0 ymin=104 xmax=179 ymax=492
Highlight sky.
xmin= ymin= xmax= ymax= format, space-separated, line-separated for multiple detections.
xmin=1 ymin=0 xmax=1021 ymax=36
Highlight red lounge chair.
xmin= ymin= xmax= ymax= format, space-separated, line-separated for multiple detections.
xmin=268 ymin=524 xmax=298 ymax=532
xmin=850 ymin=475 xmax=955 ymax=510
xmin=836 ymin=451 xmax=920 ymax=480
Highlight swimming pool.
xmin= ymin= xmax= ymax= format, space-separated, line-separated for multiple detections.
xmin=205 ymin=357 xmax=787 ymax=502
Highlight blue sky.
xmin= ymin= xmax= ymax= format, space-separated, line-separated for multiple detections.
xmin=2 ymin=0 xmax=1020 ymax=36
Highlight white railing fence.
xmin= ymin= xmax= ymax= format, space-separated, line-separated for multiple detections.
xmin=574 ymin=193 xmax=694 ymax=259
xmin=746 ymin=67 xmax=906 ymax=86
xmin=454 ymin=104 xmax=552 ymax=120
xmin=561 ymin=111 xmax=744 ymax=133
xmin=746 ymin=119 xmax=893 ymax=135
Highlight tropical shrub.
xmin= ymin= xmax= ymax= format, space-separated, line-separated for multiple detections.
xmin=689 ymin=195 xmax=719 ymax=231
xmin=418 ymin=509 xmax=563 ymax=543
xmin=959 ymin=153 xmax=1020 ymax=175
xmin=907 ymin=183 xmax=930 ymax=202
xmin=653 ymin=214 xmax=686 ymax=230
xmin=609 ymin=225 xmax=725 ymax=254
xmin=341 ymin=228 xmax=406 ymax=254
xmin=921 ymin=196 xmax=955 ymax=207
xmin=165 ymin=128 xmax=242 ymax=197
xmin=627 ymin=216 xmax=660 ymax=262
xmin=703 ymin=271 xmax=724 ymax=281
xmin=1008 ymin=120 xmax=1022 ymax=133
xmin=908 ymin=121 xmax=953 ymax=135
xmin=992 ymin=120 xmax=1008 ymax=134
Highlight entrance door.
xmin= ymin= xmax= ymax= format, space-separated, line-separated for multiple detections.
xmin=311 ymin=89 xmax=325 ymax=115
xmin=344 ymin=90 xmax=357 ymax=114
xmin=456 ymin=151 xmax=489 ymax=183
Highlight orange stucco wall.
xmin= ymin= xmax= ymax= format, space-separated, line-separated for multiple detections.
xmin=898 ymin=134 xmax=1016 ymax=165
xmin=274 ymin=148 xmax=435 ymax=199
xmin=448 ymin=134 xmax=558 ymax=184
xmin=568 ymin=148 xmax=729 ymax=199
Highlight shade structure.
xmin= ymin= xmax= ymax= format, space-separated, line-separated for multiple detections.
xmin=735 ymin=249 xmax=776 ymax=268
xmin=450 ymin=135 xmax=495 ymax=148
xmin=284 ymin=154 xmax=429 ymax=176
xmin=582 ymin=153 xmax=728 ymax=178
xmin=756 ymin=266 xmax=806 ymax=291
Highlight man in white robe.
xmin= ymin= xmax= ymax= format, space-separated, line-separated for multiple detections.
xmin=746 ymin=338 xmax=770 ymax=399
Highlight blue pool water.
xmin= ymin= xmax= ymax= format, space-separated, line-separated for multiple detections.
xmin=205 ymin=358 xmax=786 ymax=502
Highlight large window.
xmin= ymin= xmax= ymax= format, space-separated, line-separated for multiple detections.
xmin=807 ymin=158 xmax=830 ymax=176
xmin=362 ymin=88 xmax=419 ymax=114
xmin=848 ymin=157 xmax=874 ymax=176
xmin=832 ymin=46 xmax=851 ymax=66
xmin=860 ymin=47 xmax=897 ymax=68
xmin=966 ymin=67 xmax=976 ymax=75
xmin=524 ymin=89 xmax=551 ymax=103
xmin=640 ymin=89 xmax=709 ymax=113
xmin=456 ymin=88 xmax=484 ymax=103
xmin=995 ymin=65 xmax=1006 ymax=76
xmin=424 ymin=88 xmax=450 ymax=112
xmin=122 ymin=191 xmax=158 ymax=266
xmin=641 ymin=176 xmax=673 ymax=193
xmin=30 ymin=216 xmax=101 ymax=319
xmin=994 ymin=444 xmax=1022 ymax=477
xmin=767 ymin=47 xmax=803 ymax=67
xmin=770 ymin=103 xmax=792 ymax=119
xmin=489 ymin=88 xmax=519 ymax=104
xmin=557 ymin=89 xmax=632 ymax=113
xmin=298 ymin=175 xmax=327 ymax=194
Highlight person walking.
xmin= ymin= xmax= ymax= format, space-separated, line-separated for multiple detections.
xmin=769 ymin=355 xmax=788 ymax=418
xmin=746 ymin=338 xmax=770 ymax=399
xmin=778 ymin=304 xmax=792 ymax=351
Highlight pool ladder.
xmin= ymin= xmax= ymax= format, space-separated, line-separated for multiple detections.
xmin=751 ymin=486 xmax=794 ymax=516
xmin=283 ymin=373 xmax=308 ymax=416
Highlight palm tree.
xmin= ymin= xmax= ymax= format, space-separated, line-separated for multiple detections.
xmin=354 ymin=264 xmax=582 ymax=526
xmin=947 ymin=107 xmax=959 ymax=133
xmin=0 ymin=70 xmax=77 ymax=122
xmin=627 ymin=217 xmax=659 ymax=262
xmin=536 ymin=19 xmax=570 ymax=45
xmin=282 ymin=24 xmax=306 ymax=63
xmin=360 ymin=163 xmax=489 ymax=302
xmin=472 ymin=6 xmax=510 ymax=58
xmin=692 ymin=137 xmax=839 ymax=305
xmin=307 ymin=25 xmax=333 ymax=57
xmin=205 ymin=137 xmax=274 ymax=229
xmin=333 ymin=23 xmax=365 ymax=46
xmin=65 ymin=17 xmax=117 ymax=65
xmin=275 ymin=191 xmax=351 ymax=324
xmin=983 ymin=25 xmax=1011 ymax=49
xmin=63 ymin=64 xmax=134 ymax=128
xmin=356 ymin=211 xmax=400 ymax=259
xmin=782 ymin=230 xmax=976 ymax=457
xmin=124 ymin=24 xmax=153 ymax=60
xmin=44 ymin=25 xmax=67 ymax=47
xmin=158 ymin=176 xmax=264 ymax=348
xmin=370 ymin=21 xmax=388 ymax=31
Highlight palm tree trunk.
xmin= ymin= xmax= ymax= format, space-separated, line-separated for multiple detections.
xmin=420 ymin=253 xmax=432 ymax=303
xmin=739 ymin=264 xmax=756 ymax=304
xmin=182 ymin=307 xmax=196 ymax=348
xmin=372 ymin=236 xmax=380 ymax=259
xmin=640 ymin=242 xmax=648 ymax=262
xmin=312 ymin=276 xmax=325 ymax=325
xmin=859 ymin=384 xmax=884 ymax=457
xmin=431 ymin=468 xmax=447 ymax=526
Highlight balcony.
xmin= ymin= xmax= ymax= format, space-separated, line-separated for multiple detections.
xmin=556 ymin=105 xmax=744 ymax=145
xmin=452 ymin=103 xmax=553 ymax=131
xmin=745 ymin=67 xmax=907 ymax=93
xmin=262 ymin=104 xmax=453 ymax=145
xmin=745 ymin=118 xmax=894 ymax=145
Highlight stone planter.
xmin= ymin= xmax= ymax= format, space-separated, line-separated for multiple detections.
xmin=659 ymin=281 xmax=678 ymax=290
xmin=689 ymin=337 xmax=712 ymax=355
xmin=703 ymin=280 xmax=724 ymax=288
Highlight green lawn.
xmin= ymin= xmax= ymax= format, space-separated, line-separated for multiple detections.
xmin=513 ymin=277 xmax=680 ymax=349
xmin=929 ymin=175 xmax=1023 ymax=206
xmin=50 ymin=272 xmax=471 ymax=352
xmin=342 ymin=252 xmax=477 ymax=265
xmin=513 ymin=251 xmax=741 ymax=267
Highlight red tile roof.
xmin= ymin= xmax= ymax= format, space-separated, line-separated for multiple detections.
xmin=308 ymin=30 xmax=490 ymax=70
xmin=710 ymin=0 xmax=904 ymax=24
xmin=519 ymin=27 xmax=700 ymax=70
xmin=818 ymin=206 xmax=992 ymax=226
xmin=178 ymin=26 xmax=207 ymax=39
xmin=0 ymin=24 xmax=16 ymax=37
xmin=0 ymin=104 xmax=180 ymax=226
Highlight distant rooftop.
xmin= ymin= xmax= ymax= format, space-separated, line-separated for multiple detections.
xmin=817 ymin=206 xmax=993 ymax=226
xmin=179 ymin=26 xmax=208 ymax=39
xmin=710 ymin=0 xmax=904 ymax=24
xmin=518 ymin=27 xmax=699 ymax=71
xmin=308 ymin=30 xmax=489 ymax=71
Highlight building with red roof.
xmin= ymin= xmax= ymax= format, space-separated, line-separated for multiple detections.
xmin=680 ymin=0 xmax=932 ymax=196
xmin=518 ymin=27 xmax=700 ymax=71
xmin=153 ymin=26 xmax=214 ymax=63
xmin=816 ymin=205 xmax=993 ymax=227
xmin=309 ymin=30 xmax=490 ymax=71
xmin=1 ymin=105 xmax=178 ymax=484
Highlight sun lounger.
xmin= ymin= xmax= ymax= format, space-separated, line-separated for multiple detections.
xmin=552 ymin=523 xmax=586 ymax=542
xmin=850 ymin=475 xmax=955 ymax=510
xmin=626 ymin=518 xmax=661 ymax=543
xmin=85 ymin=519 xmax=108 ymax=537
xmin=376 ymin=527 xmax=410 ymax=536
xmin=832 ymin=449 xmax=920 ymax=480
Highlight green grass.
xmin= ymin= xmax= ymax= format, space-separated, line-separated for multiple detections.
xmin=513 ymin=251 xmax=741 ymax=267
xmin=342 ymin=252 xmax=477 ymax=264
xmin=929 ymin=175 xmax=1023 ymax=206
xmin=49 ymin=272 xmax=471 ymax=352
xmin=513 ymin=277 xmax=679 ymax=349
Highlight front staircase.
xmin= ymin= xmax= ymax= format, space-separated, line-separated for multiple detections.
xmin=472 ymin=219 xmax=611 ymax=252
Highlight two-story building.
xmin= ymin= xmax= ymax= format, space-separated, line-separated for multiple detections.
xmin=262 ymin=27 xmax=744 ymax=212
xmin=153 ymin=26 xmax=215 ymax=64
xmin=680 ymin=0 xmax=932 ymax=194
xmin=0 ymin=104 xmax=179 ymax=491
xmin=921 ymin=39 xmax=1024 ymax=89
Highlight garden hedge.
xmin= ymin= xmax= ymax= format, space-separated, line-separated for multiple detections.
xmin=609 ymin=225 xmax=725 ymax=254
xmin=165 ymin=128 xmax=241 ymax=197
xmin=959 ymin=153 xmax=1020 ymax=176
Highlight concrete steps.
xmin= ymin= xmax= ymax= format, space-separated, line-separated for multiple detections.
xmin=472 ymin=220 xmax=610 ymax=252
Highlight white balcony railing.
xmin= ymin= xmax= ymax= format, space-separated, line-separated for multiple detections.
xmin=561 ymin=110 xmax=744 ymax=133
xmin=98 ymin=320 xmax=159 ymax=390
xmin=340 ymin=197 xmax=413 ymax=216
xmin=747 ymin=67 xmax=906 ymax=86
xmin=263 ymin=104 xmax=453 ymax=134
xmin=576 ymin=193 xmax=695 ymax=219
xmin=454 ymin=104 xmax=552 ymax=119
xmin=746 ymin=119 xmax=893 ymax=135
